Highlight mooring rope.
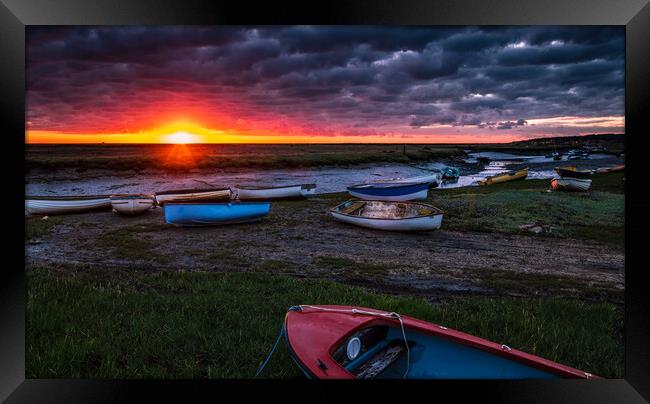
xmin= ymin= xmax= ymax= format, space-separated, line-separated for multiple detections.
xmin=254 ymin=324 xmax=285 ymax=378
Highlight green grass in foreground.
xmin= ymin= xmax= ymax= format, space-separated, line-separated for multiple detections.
xmin=27 ymin=263 xmax=623 ymax=379
xmin=25 ymin=217 xmax=63 ymax=241
xmin=431 ymin=173 xmax=624 ymax=248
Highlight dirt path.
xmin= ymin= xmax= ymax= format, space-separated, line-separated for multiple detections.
xmin=25 ymin=193 xmax=624 ymax=303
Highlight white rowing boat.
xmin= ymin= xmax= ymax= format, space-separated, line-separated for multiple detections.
xmin=110 ymin=194 xmax=156 ymax=215
xmin=550 ymin=177 xmax=592 ymax=192
xmin=330 ymin=200 xmax=444 ymax=231
xmin=154 ymin=188 xmax=232 ymax=205
xmin=235 ymin=183 xmax=316 ymax=200
xmin=25 ymin=195 xmax=111 ymax=215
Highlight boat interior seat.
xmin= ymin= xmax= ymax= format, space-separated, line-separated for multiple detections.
xmin=340 ymin=201 xmax=366 ymax=215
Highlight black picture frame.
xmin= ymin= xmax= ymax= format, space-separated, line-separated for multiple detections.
xmin=3 ymin=0 xmax=648 ymax=402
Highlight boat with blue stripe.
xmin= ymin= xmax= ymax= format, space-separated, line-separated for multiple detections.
xmin=347 ymin=181 xmax=429 ymax=201
xmin=164 ymin=202 xmax=270 ymax=226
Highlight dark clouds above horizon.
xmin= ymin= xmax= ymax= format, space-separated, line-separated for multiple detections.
xmin=26 ymin=26 xmax=625 ymax=140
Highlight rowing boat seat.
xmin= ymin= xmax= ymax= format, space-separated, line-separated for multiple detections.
xmin=355 ymin=343 xmax=405 ymax=379
xmin=340 ymin=201 xmax=366 ymax=215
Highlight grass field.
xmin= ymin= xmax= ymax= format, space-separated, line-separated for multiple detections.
xmin=27 ymin=263 xmax=623 ymax=379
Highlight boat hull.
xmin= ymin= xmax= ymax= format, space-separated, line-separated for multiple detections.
xmin=555 ymin=167 xmax=591 ymax=179
xmin=285 ymin=305 xmax=598 ymax=380
xmin=478 ymin=168 xmax=528 ymax=186
xmin=110 ymin=195 xmax=155 ymax=215
xmin=372 ymin=174 xmax=440 ymax=188
xmin=236 ymin=184 xmax=316 ymax=200
xmin=551 ymin=178 xmax=592 ymax=191
xmin=330 ymin=200 xmax=443 ymax=232
xmin=595 ymin=164 xmax=624 ymax=173
xmin=25 ymin=196 xmax=111 ymax=215
xmin=347 ymin=182 xmax=429 ymax=201
xmin=164 ymin=202 xmax=270 ymax=226
xmin=155 ymin=188 xmax=231 ymax=205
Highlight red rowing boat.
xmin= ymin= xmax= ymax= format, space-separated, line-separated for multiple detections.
xmin=284 ymin=305 xmax=598 ymax=379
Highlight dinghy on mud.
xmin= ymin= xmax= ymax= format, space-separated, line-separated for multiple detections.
xmin=550 ymin=178 xmax=592 ymax=192
xmin=164 ymin=202 xmax=270 ymax=226
xmin=155 ymin=188 xmax=231 ymax=205
xmin=235 ymin=184 xmax=316 ymax=200
xmin=554 ymin=166 xmax=591 ymax=179
xmin=330 ymin=200 xmax=443 ymax=232
xmin=110 ymin=194 xmax=156 ymax=215
xmin=284 ymin=305 xmax=598 ymax=379
xmin=25 ymin=195 xmax=111 ymax=215
xmin=477 ymin=167 xmax=528 ymax=186
xmin=347 ymin=181 xmax=429 ymax=201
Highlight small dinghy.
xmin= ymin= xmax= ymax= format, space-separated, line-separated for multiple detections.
xmin=110 ymin=194 xmax=155 ymax=215
xmin=555 ymin=166 xmax=591 ymax=179
xmin=25 ymin=195 xmax=111 ymax=215
xmin=477 ymin=167 xmax=528 ymax=186
xmin=284 ymin=305 xmax=598 ymax=379
xmin=235 ymin=184 xmax=316 ymax=200
xmin=551 ymin=177 xmax=592 ymax=192
xmin=330 ymin=200 xmax=443 ymax=231
xmin=155 ymin=188 xmax=231 ymax=205
xmin=347 ymin=181 xmax=429 ymax=201
xmin=164 ymin=202 xmax=270 ymax=226
xmin=371 ymin=174 xmax=440 ymax=188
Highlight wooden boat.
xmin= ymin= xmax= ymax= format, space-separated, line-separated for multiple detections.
xmin=110 ymin=194 xmax=155 ymax=215
xmin=284 ymin=305 xmax=598 ymax=379
xmin=555 ymin=166 xmax=591 ymax=179
xmin=163 ymin=202 xmax=270 ymax=226
xmin=595 ymin=164 xmax=625 ymax=173
xmin=477 ymin=167 xmax=528 ymax=186
xmin=25 ymin=195 xmax=111 ymax=215
xmin=371 ymin=174 xmax=440 ymax=188
xmin=330 ymin=200 xmax=443 ymax=232
xmin=154 ymin=188 xmax=231 ymax=205
xmin=235 ymin=183 xmax=316 ymax=200
xmin=550 ymin=178 xmax=592 ymax=192
xmin=347 ymin=181 xmax=429 ymax=201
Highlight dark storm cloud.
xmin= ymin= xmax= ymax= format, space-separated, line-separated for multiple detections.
xmin=26 ymin=26 xmax=624 ymax=136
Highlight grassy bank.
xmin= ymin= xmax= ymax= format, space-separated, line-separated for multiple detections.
xmin=429 ymin=172 xmax=625 ymax=248
xmin=27 ymin=263 xmax=623 ymax=379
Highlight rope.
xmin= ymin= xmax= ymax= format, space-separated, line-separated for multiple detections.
xmin=298 ymin=305 xmax=410 ymax=378
xmin=254 ymin=324 xmax=285 ymax=378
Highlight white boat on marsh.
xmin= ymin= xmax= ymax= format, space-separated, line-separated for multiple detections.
xmin=550 ymin=177 xmax=592 ymax=192
xmin=25 ymin=195 xmax=111 ymax=215
xmin=235 ymin=183 xmax=316 ymax=200
xmin=370 ymin=173 xmax=441 ymax=187
xmin=110 ymin=194 xmax=156 ymax=215
xmin=154 ymin=188 xmax=232 ymax=205
xmin=330 ymin=199 xmax=444 ymax=231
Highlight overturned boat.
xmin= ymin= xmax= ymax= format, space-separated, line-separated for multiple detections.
xmin=550 ymin=177 xmax=592 ymax=192
xmin=110 ymin=194 xmax=156 ymax=215
xmin=25 ymin=195 xmax=111 ymax=216
xmin=163 ymin=201 xmax=270 ymax=226
xmin=477 ymin=167 xmax=528 ymax=186
xmin=347 ymin=181 xmax=429 ymax=201
xmin=155 ymin=187 xmax=231 ymax=205
xmin=330 ymin=200 xmax=443 ymax=232
xmin=555 ymin=166 xmax=591 ymax=179
xmin=235 ymin=183 xmax=316 ymax=200
xmin=284 ymin=305 xmax=598 ymax=379
xmin=371 ymin=174 xmax=441 ymax=188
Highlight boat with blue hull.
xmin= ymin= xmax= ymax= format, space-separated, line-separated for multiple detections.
xmin=164 ymin=202 xmax=270 ymax=226
xmin=284 ymin=305 xmax=598 ymax=380
xmin=347 ymin=181 xmax=429 ymax=201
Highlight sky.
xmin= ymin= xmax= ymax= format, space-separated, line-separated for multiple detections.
xmin=26 ymin=26 xmax=625 ymax=144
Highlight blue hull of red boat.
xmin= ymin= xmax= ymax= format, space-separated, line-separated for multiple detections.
xmin=164 ymin=202 xmax=270 ymax=226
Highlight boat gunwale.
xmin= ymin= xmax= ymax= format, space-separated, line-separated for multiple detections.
xmin=347 ymin=181 xmax=431 ymax=190
xmin=154 ymin=188 xmax=231 ymax=196
xmin=235 ymin=183 xmax=316 ymax=190
xmin=163 ymin=201 xmax=271 ymax=206
xmin=330 ymin=199 xmax=444 ymax=221
xmin=25 ymin=195 xmax=111 ymax=201
xmin=109 ymin=194 xmax=156 ymax=200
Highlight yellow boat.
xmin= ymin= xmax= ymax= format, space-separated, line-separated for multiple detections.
xmin=477 ymin=167 xmax=529 ymax=186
